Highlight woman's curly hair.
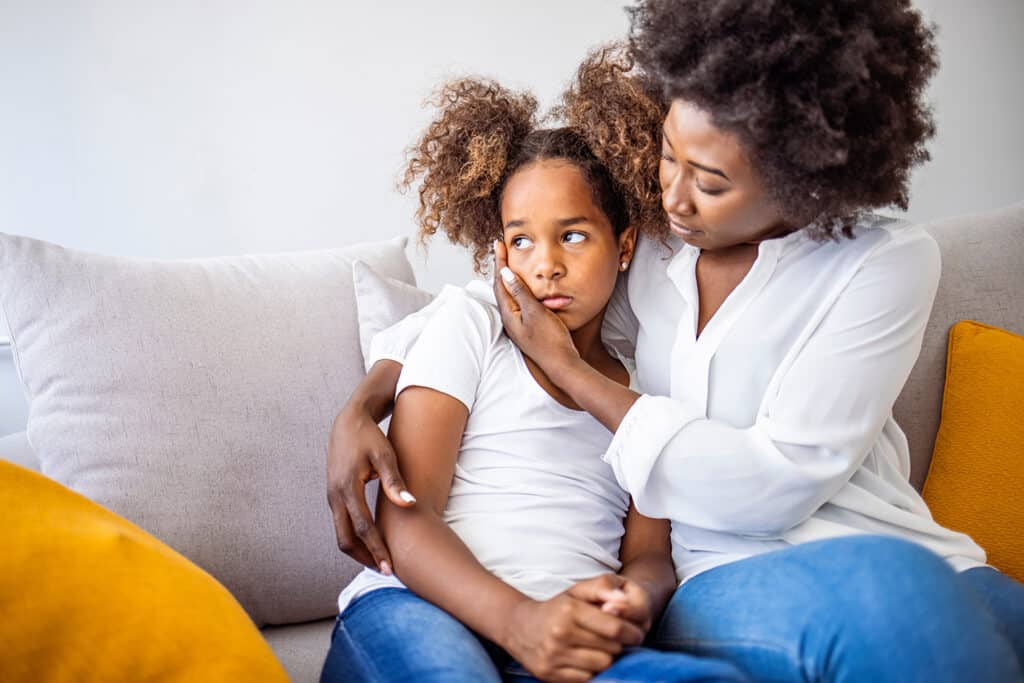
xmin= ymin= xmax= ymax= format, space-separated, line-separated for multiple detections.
xmin=401 ymin=45 xmax=667 ymax=273
xmin=628 ymin=0 xmax=939 ymax=238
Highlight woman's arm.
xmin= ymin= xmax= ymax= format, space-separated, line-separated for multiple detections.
xmin=327 ymin=359 xmax=413 ymax=572
xmin=497 ymin=230 xmax=942 ymax=538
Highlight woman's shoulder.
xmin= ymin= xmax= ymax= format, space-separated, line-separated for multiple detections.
xmin=853 ymin=215 xmax=940 ymax=270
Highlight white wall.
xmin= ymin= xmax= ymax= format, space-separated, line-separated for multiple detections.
xmin=1 ymin=1 xmax=1022 ymax=435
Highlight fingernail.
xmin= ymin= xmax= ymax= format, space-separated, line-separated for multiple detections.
xmin=379 ymin=560 xmax=392 ymax=576
xmin=500 ymin=267 xmax=515 ymax=284
xmin=610 ymin=589 xmax=627 ymax=599
xmin=399 ymin=490 xmax=417 ymax=503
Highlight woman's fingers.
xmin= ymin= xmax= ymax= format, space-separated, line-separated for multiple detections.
xmin=492 ymin=240 xmax=521 ymax=318
xmin=327 ymin=490 xmax=374 ymax=568
xmin=369 ymin=445 xmax=416 ymax=508
xmin=340 ymin=484 xmax=394 ymax=575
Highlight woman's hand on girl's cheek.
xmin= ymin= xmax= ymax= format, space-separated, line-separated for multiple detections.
xmin=492 ymin=240 xmax=579 ymax=372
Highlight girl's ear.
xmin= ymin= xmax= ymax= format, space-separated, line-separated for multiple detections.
xmin=618 ymin=226 xmax=638 ymax=269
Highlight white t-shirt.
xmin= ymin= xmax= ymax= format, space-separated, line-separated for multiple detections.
xmin=369 ymin=217 xmax=986 ymax=586
xmin=338 ymin=283 xmax=632 ymax=613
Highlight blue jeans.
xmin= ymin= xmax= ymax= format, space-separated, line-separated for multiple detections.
xmin=320 ymin=587 xmax=750 ymax=683
xmin=652 ymin=535 xmax=1024 ymax=683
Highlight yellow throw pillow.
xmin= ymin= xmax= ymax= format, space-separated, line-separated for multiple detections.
xmin=923 ymin=320 xmax=1024 ymax=582
xmin=0 ymin=460 xmax=289 ymax=683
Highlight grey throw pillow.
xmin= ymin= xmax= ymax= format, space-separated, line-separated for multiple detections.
xmin=352 ymin=259 xmax=435 ymax=367
xmin=0 ymin=233 xmax=413 ymax=626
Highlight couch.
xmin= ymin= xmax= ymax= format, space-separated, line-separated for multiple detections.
xmin=1 ymin=201 xmax=1021 ymax=682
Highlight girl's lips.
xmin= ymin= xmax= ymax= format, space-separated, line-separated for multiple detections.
xmin=541 ymin=296 xmax=573 ymax=310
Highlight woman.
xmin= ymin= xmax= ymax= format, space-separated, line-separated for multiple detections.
xmin=328 ymin=2 xmax=1024 ymax=680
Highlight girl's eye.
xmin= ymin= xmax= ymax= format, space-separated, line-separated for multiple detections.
xmin=660 ymin=150 xmax=675 ymax=163
xmin=510 ymin=236 xmax=533 ymax=249
xmin=563 ymin=231 xmax=586 ymax=244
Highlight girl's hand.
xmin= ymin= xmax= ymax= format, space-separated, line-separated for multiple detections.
xmin=569 ymin=574 xmax=656 ymax=635
xmin=502 ymin=593 xmax=645 ymax=683
xmin=492 ymin=240 xmax=580 ymax=376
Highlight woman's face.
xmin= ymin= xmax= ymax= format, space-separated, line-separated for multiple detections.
xmin=659 ymin=99 xmax=790 ymax=250
xmin=500 ymin=159 xmax=634 ymax=332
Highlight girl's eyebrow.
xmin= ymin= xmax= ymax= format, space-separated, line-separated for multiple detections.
xmin=662 ymin=129 xmax=732 ymax=182
xmin=505 ymin=216 xmax=589 ymax=229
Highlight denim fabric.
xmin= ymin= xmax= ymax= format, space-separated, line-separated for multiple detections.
xmin=321 ymin=587 xmax=749 ymax=683
xmin=652 ymin=536 xmax=1024 ymax=683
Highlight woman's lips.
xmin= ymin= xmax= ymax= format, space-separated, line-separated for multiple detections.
xmin=541 ymin=296 xmax=573 ymax=310
xmin=669 ymin=220 xmax=702 ymax=237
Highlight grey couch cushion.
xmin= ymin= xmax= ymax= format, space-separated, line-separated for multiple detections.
xmin=0 ymin=233 xmax=413 ymax=627
xmin=262 ymin=619 xmax=335 ymax=683
xmin=0 ymin=431 xmax=37 ymax=471
xmin=895 ymin=202 xmax=1024 ymax=490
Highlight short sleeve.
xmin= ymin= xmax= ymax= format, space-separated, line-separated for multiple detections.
xmin=395 ymin=289 xmax=500 ymax=412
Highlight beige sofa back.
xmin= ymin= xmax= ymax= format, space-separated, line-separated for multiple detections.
xmin=895 ymin=202 xmax=1024 ymax=490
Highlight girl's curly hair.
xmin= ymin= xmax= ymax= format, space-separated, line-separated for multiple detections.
xmin=401 ymin=45 xmax=667 ymax=273
xmin=628 ymin=0 xmax=939 ymax=238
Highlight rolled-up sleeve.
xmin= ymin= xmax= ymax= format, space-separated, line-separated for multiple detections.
xmin=603 ymin=230 xmax=941 ymax=537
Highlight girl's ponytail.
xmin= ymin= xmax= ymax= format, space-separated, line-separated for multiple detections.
xmin=557 ymin=44 xmax=667 ymax=238
xmin=402 ymin=79 xmax=537 ymax=272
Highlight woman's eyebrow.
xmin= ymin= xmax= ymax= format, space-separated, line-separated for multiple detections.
xmin=687 ymin=160 xmax=731 ymax=182
xmin=662 ymin=129 xmax=732 ymax=182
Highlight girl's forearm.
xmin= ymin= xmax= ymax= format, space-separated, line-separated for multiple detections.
xmin=382 ymin=505 xmax=531 ymax=646
xmin=619 ymin=553 xmax=678 ymax=619
xmin=548 ymin=357 xmax=641 ymax=433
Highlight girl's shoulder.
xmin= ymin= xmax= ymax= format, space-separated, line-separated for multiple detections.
xmin=425 ymin=281 xmax=505 ymax=346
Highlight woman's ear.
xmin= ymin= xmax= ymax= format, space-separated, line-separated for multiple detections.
xmin=618 ymin=226 xmax=637 ymax=271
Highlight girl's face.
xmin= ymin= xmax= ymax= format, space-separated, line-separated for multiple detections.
xmin=659 ymin=99 xmax=791 ymax=250
xmin=500 ymin=160 xmax=635 ymax=332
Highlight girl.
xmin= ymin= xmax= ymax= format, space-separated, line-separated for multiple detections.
xmin=320 ymin=51 xmax=747 ymax=683
xmin=330 ymin=2 xmax=1024 ymax=681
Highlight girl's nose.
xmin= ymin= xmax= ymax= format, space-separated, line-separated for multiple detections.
xmin=532 ymin=245 xmax=565 ymax=280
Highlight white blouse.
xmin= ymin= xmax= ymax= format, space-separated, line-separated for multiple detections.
xmin=602 ymin=215 xmax=985 ymax=582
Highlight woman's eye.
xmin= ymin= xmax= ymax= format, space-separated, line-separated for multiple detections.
xmin=563 ymin=231 xmax=586 ymax=244
xmin=510 ymin=236 xmax=533 ymax=249
xmin=697 ymin=184 xmax=726 ymax=197
xmin=660 ymin=150 xmax=675 ymax=162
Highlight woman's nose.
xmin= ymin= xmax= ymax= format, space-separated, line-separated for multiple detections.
xmin=663 ymin=168 xmax=696 ymax=217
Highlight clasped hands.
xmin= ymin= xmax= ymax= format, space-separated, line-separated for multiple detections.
xmin=502 ymin=573 xmax=654 ymax=683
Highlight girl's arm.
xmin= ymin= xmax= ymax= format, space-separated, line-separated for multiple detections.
xmin=382 ymin=385 xmax=643 ymax=680
xmin=615 ymin=504 xmax=677 ymax=631
xmin=568 ymin=504 xmax=676 ymax=635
